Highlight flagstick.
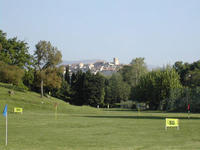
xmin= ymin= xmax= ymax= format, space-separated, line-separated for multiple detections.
xmin=6 ymin=112 xmax=8 ymax=146
xmin=55 ymin=106 xmax=57 ymax=120
xmin=188 ymin=110 xmax=190 ymax=119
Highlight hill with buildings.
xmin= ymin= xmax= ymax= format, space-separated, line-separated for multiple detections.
xmin=62 ymin=58 xmax=123 ymax=76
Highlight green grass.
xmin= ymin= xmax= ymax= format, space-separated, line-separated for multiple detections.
xmin=0 ymin=82 xmax=97 ymax=114
xmin=0 ymin=83 xmax=200 ymax=150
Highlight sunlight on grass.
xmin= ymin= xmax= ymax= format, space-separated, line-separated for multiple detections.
xmin=0 ymin=83 xmax=200 ymax=150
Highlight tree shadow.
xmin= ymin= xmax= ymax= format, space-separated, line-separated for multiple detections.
xmin=0 ymin=84 xmax=14 ymax=89
xmin=103 ymin=109 xmax=165 ymax=113
xmin=0 ymin=84 xmax=27 ymax=92
xmin=103 ymin=109 xmax=134 ymax=112
xmin=84 ymin=115 xmax=200 ymax=120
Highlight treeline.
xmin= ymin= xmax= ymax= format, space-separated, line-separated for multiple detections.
xmin=0 ymin=29 xmax=200 ymax=112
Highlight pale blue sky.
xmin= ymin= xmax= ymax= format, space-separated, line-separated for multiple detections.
xmin=1 ymin=0 xmax=200 ymax=66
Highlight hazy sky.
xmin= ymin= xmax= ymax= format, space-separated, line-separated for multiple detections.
xmin=1 ymin=0 xmax=200 ymax=66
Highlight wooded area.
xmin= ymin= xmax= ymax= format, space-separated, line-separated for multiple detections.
xmin=1 ymin=29 xmax=200 ymax=112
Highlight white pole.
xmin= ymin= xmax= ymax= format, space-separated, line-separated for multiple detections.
xmin=6 ymin=112 xmax=7 ymax=146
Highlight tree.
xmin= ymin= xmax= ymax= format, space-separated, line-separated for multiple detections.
xmin=105 ymin=73 xmax=131 ymax=106
xmin=70 ymin=71 xmax=106 ymax=106
xmin=130 ymin=57 xmax=148 ymax=86
xmin=0 ymin=30 xmax=34 ymax=90
xmin=173 ymin=60 xmax=200 ymax=87
xmin=85 ymin=72 xmax=105 ymax=106
xmin=34 ymin=41 xmax=62 ymax=97
xmin=120 ymin=57 xmax=148 ymax=87
xmin=43 ymin=67 xmax=63 ymax=90
xmin=185 ymin=70 xmax=200 ymax=87
xmin=53 ymin=79 xmax=71 ymax=102
xmin=23 ymin=67 xmax=35 ymax=90
xmin=64 ymin=65 xmax=71 ymax=84
xmin=0 ymin=30 xmax=10 ymax=64
xmin=0 ymin=30 xmax=32 ymax=69
xmin=70 ymin=70 xmax=84 ymax=105
xmin=173 ymin=61 xmax=190 ymax=86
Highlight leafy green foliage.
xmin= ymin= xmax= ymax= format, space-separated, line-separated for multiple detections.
xmin=173 ymin=60 xmax=200 ymax=87
xmin=34 ymin=40 xmax=62 ymax=97
xmin=0 ymin=30 xmax=32 ymax=69
xmin=71 ymin=71 xmax=105 ymax=106
xmin=34 ymin=41 xmax=62 ymax=70
xmin=0 ymin=61 xmax=24 ymax=85
xmin=33 ymin=67 xmax=63 ymax=93
xmin=105 ymin=73 xmax=131 ymax=106
xmin=168 ymin=87 xmax=200 ymax=112
xmin=23 ymin=67 xmax=35 ymax=90
xmin=53 ymin=80 xmax=71 ymax=102
xmin=120 ymin=57 xmax=148 ymax=87
xmin=134 ymin=66 xmax=182 ymax=109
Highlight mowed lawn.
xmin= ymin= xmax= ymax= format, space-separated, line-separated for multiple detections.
xmin=0 ymin=83 xmax=200 ymax=150
xmin=0 ymin=109 xmax=200 ymax=150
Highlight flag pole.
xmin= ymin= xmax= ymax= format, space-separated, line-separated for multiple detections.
xmin=55 ymin=105 xmax=57 ymax=120
xmin=54 ymin=103 xmax=58 ymax=120
xmin=3 ymin=104 xmax=8 ymax=146
xmin=6 ymin=112 xmax=8 ymax=146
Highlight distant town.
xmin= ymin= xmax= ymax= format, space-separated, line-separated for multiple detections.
xmin=64 ymin=58 xmax=123 ymax=76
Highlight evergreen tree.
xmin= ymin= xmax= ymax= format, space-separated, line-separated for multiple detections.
xmin=105 ymin=73 xmax=131 ymax=106
xmin=64 ymin=65 xmax=71 ymax=84
xmin=70 ymin=71 xmax=105 ymax=107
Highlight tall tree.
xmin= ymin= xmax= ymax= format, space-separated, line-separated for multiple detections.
xmin=120 ymin=57 xmax=148 ymax=87
xmin=70 ymin=71 xmax=105 ymax=106
xmin=105 ymin=73 xmax=131 ymax=105
xmin=173 ymin=61 xmax=190 ymax=86
xmin=34 ymin=41 xmax=62 ymax=97
xmin=64 ymin=65 xmax=71 ymax=84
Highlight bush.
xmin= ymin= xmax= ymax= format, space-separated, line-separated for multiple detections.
xmin=0 ymin=61 xmax=24 ymax=85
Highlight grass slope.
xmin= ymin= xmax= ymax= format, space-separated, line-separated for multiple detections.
xmin=0 ymin=83 xmax=200 ymax=150
xmin=0 ymin=82 xmax=97 ymax=114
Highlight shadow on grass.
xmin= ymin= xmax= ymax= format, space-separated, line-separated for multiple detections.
xmin=0 ymin=84 xmax=14 ymax=89
xmin=103 ymin=109 xmax=165 ymax=113
xmin=0 ymin=84 xmax=27 ymax=92
xmin=84 ymin=115 xmax=200 ymax=120
xmin=103 ymin=109 xmax=134 ymax=112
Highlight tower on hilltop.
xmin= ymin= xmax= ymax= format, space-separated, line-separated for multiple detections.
xmin=113 ymin=58 xmax=120 ymax=65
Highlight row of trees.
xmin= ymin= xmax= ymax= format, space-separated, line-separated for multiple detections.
xmin=133 ymin=66 xmax=182 ymax=110
xmin=0 ymin=29 xmax=200 ymax=112
xmin=0 ymin=30 xmax=63 ymax=97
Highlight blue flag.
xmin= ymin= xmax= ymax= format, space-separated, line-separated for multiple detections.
xmin=3 ymin=104 xmax=7 ymax=117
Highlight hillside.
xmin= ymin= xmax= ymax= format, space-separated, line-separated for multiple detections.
xmin=0 ymin=82 xmax=98 ymax=114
